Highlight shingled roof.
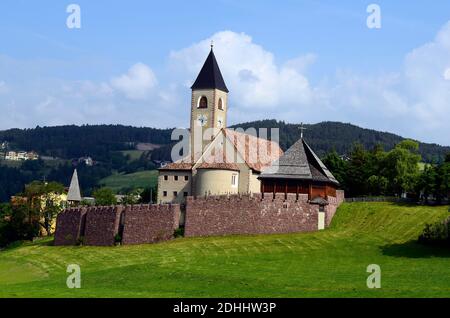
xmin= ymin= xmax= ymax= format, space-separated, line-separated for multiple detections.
xmin=191 ymin=49 xmax=229 ymax=93
xmin=259 ymin=138 xmax=339 ymax=185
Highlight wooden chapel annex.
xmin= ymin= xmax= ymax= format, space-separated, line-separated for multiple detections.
xmin=259 ymin=135 xmax=340 ymax=202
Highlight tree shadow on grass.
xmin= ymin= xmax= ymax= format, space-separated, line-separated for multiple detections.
xmin=381 ymin=240 xmax=450 ymax=258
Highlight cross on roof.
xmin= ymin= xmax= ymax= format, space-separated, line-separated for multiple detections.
xmin=299 ymin=122 xmax=307 ymax=139
xmin=210 ymin=40 xmax=214 ymax=50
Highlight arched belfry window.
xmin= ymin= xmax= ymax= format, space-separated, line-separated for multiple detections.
xmin=198 ymin=96 xmax=208 ymax=109
xmin=218 ymin=98 xmax=223 ymax=110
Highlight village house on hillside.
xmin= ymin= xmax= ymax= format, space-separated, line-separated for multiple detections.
xmin=4 ymin=150 xmax=39 ymax=161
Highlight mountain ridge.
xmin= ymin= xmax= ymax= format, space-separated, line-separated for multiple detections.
xmin=0 ymin=120 xmax=448 ymax=163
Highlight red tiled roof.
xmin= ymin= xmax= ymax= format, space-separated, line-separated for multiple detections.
xmin=223 ymin=129 xmax=283 ymax=172
xmin=159 ymin=160 xmax=193 ymax=171
xmin=158 ymin=129 xmax=283 ymax=173
xmin=196 ymin=162 xmax=240 ymax=171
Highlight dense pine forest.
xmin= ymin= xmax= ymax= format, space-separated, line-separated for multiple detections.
xmin=232 ymin=120 xmax=449 ymax=162
xmin=0 ymin=125 xmax=173 ymax=161
xmin=0 ymin=121 xmax=449 ymax=202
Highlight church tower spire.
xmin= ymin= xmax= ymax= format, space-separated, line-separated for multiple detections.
xmin=67 ymin=169 xmax=82 ymax=205
xmin=190 ymin=46 xmax=229 ymax=93
xmin=190 ymin=46 xmax=229 ymax=161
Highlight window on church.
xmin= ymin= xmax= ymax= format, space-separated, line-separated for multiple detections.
xmin=184 ymin=192 xmax=188 ymax=197
xmin=163 ymin=191 xmax=167 ymax=197
xmin=319 ymin=206 xmax=325 ymax=212
xmin=173 ymin=191 xmax=178 ymax=197
xmin=218 ymin=98 xmax=223 ymax=110
xmin=174 ymin=176 xmax=179 ymax=181
xmin=164 ymin=175 xmax=168 ymax=181
xmin=198 ymin=96 xmax=208 ymax=109
xmin=231 ymin=174 xmax=238 ymax=188
xmin=184 ymin=175 xmax=189 ymax=181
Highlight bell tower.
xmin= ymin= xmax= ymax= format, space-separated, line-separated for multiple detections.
xmin=190 ymin=44 xmax=229 ymax=161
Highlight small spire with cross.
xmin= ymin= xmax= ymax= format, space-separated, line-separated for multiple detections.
xmin=210 ymin=40 xmax=214 ymax=50
xmin=299 ymin=122 xmax=307 ymax=139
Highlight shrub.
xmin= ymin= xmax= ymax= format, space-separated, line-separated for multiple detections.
xmin=77 ymin=236 xmax=85 ymax=246
xmin=174 ymin=227 xmax=184 ymax=238
xmin=418 ymin=217 xmax=449 ymax=246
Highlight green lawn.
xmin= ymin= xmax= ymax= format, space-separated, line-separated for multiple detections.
xmin=0 ymin=202 xmax=449 ymax=298
xmin=99 ymin=170 xmax=158 ymax=193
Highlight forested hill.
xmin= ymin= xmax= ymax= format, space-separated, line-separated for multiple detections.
xmin=232 ymin=120 xmax=450 ymax=162
xmin=0 ymin=121 xmax=448 ymax=162
xmin=0 ymin=125 xmax=173 ymax=162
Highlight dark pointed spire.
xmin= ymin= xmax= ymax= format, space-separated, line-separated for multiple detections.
xmin=191 ymin=47 xmax=229 ymax=93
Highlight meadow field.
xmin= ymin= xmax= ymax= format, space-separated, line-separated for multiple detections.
xmin=0 ymin=202 xmax=449 ymax=298
xmin=99 ymin=170 xmax=158 ymax=193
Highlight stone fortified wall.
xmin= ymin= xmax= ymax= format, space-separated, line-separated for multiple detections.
xmin=122 ymin=204 xmax=180 ymax=245
xmin=325 ymin=190 xmax=345 ymax=226
xmin=54 ymin=204 xmax=180 ymax=246
xmin=55 ymin=190 xmax=344 ymax=246
xmin=184 ymin=190 xmax=345 ymax=238
xmin=54 ymin=207 xmax=87 ymax=246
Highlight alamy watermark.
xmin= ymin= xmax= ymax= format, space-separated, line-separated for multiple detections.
xmin=170 ymin=127 xmax=281 ymax=172
xmin=366 ymin=264 xmax=381 ymax=289
xmin=66 ymin=4 xmax=81 ymax=29
xmin=66 ymin=264 xmax=81 ymax=289
xmin=366 ymin=4 xmax=381 ymax=29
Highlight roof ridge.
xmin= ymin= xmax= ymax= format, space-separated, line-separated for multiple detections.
xmin=302 ymin=139 xmax=339 ymax=184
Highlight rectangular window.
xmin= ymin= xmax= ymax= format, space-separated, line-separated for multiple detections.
xmin=231 ymin=174 xmax=238 ymax=188
xmin=184 ymin=175 xmax=189 ymax=181
xmin=164 ymin=175 xmax=168 ymax=181
xmin=319 ymin=206 xmax=325 ymax=212
xmin=163 ymin=191 xmax=167 ymax=197
xmin=174 ymin=176 xmax=179 ymax=181
xmin=184 ymin=192 xmax=188 ymax=197
xmin=173 ymin=191 xmax=178 ymax=197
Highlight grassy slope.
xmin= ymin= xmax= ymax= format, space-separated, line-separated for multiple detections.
xmin=99 ymin=170 xmax=158 ymax=193
xmin=119 ymin=150 xmax=145 ymax=162
xmin=0 ymin=203 xmax=449 ymax=298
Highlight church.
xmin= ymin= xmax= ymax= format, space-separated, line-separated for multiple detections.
xmin=55 ymin=47 xmax=344 ymax=247
xmin=157 ymin=46 xmax=340 ymax=206
xmin=157 ymin=46 xmax=283 ymax=203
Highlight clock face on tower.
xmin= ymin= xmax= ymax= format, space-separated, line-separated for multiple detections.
xmin=197 ymin=114 xmax=208 ymax=127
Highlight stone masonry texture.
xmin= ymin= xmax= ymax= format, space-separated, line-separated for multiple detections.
xmin=54 ymin=207 xmax=87 ymax=246
xmin=54 ymin=191 xmax=344 ymax=245
xmin=54 ymin=204 xmax=180 ymax=246
xmin=84 ymin=206 xmax=123 ymax=246
xmin=122 ymin=204 xmax=180 ymax=245
xmin=184 ymin=192 xmax=344 ymax=237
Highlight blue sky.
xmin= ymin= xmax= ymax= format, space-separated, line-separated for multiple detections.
xmin=0 ymin=0 xmax=450 ymax=145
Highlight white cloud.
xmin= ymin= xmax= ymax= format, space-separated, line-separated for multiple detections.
xmin=169 ymin=28 xmax=450 ymax=145
xmin=0 ymin=81 xmax=9 ymax=94
xmin=170 ymin=31 xmax=315 ymax=109
xmin=1 ymin=25 xmax=450 ymax=146
xmin=110 ymin=63 xmax=157 ymax=100
xmin=444 ymin=68 xmax=450 ymax=80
